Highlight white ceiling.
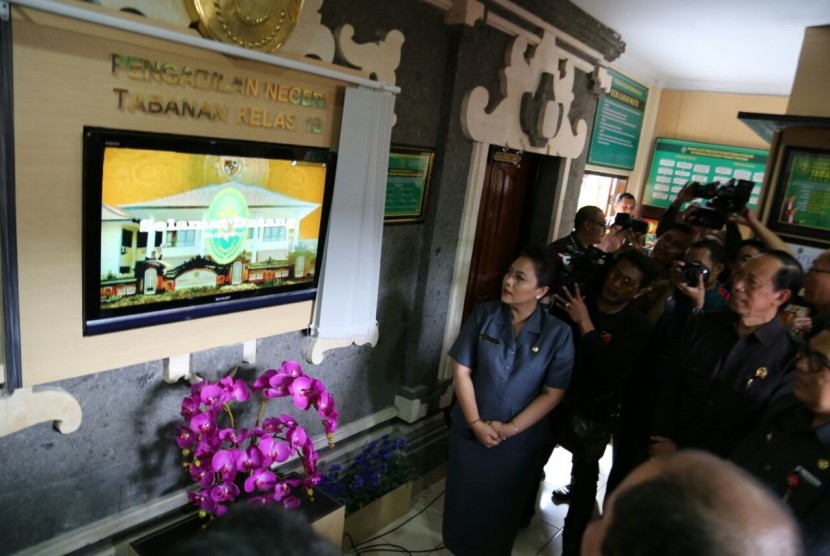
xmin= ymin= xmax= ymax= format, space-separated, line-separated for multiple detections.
xmin=569 ymin=0 xmax=830 ymax=96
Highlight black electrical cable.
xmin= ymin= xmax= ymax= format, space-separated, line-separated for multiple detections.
xmin=341 ymin=489 xmax=447 ymax=554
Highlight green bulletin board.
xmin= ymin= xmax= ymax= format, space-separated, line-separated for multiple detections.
xmin=768 ymin=148 xmax=830 ymax=243
xmin=384 ymin=146 xmax=435 ymax=224
xmin=642 ymin=138 xmax=768 ymax=210
xmin=587 ymin=69 xmax=649 ymax=170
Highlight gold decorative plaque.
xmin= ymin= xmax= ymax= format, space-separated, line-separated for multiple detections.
xmin=187 ymin=0 xmax=304 ymax=52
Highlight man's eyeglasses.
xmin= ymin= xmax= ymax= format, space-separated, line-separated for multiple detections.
xmin=797 ymin=343 xmax=830 ymax=374
xmin=589 ymin=220 xmax=607 ymax=229
xmin=808 ymin=266 xmax=830 ymax=275
xmin=607 ymin=268 xmax=639 ymax=290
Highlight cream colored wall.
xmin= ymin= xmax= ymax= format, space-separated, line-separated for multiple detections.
xmin=12 ymin=6 xmax=345 ymax=386
xmin=653 ymin=90 xmax=788 ymax=148
xmin=788 ymin=25 xmax=830 ymax=118
xmin=629 ymin=89 xmax=788 ymax=200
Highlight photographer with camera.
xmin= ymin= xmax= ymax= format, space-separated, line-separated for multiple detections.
xmin=646 ymin=238 xmax=731 ymax=324
xmin=605 ymin=192 xmax=637 ymax=228
xmin=608 ymin=239 xmax=730 ymax=494
xmin=632 ymin=222 xmax=696 ymax=324
xmin=550 ymin=250 xmax=656 ymax=556
xmin=549 ymin=206 xmax=637 ymax=298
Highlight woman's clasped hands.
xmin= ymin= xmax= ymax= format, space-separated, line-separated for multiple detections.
xmin=471 ymin=419 xmax=518 ymax=448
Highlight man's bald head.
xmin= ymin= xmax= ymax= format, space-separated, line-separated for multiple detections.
xmin=583 ymin=451 xmax=801 ymax=556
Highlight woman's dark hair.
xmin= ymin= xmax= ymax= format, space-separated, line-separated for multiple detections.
xmin=518 ymin=244 xmax=558 ymax=289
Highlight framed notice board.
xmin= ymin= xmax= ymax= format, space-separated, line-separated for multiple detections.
xmin=767 ymin=147 xmax=830 ymax=245
xmin=587 ymin=69 xmax=649 ymax=171
xmin=384 ymin=146 xmax=435 ymax=224
xmin=642 ymin=138 xmax=768 ymax=210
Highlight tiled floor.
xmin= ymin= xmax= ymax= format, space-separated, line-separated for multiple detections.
xmin=341 ymin=445 xmax=614 ymax=555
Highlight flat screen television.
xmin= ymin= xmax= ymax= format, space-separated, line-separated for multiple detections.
xmin=82 ymin=127 xmax=336 ymax=335
xmin=767 ymin=146 xmax=830 ymax=246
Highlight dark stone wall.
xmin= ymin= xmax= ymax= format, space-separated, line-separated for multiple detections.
xmin=0 ymin=2 xmax=621 ymax=552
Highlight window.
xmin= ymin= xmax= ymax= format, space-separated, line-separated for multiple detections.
xmin=262 ymin=226 xmax=287 ymax=242
xmin=169 ymin=229 xmax=196 ymax=248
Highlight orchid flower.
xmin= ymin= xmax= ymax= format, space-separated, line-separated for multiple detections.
xmin=244 ymin=468 xmax=276 ymax=493
xmin=178 ymin=362 xmax=338 ymax=517
xmin=219 ymin=376 xmax=250 ymax=403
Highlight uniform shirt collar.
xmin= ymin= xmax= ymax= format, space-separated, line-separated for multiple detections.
xmin=499 ymin=302 xmax=544 ymax=335
xmin=733 ymin=311 xmax=790 ymax=347
xmin=813 ymin=417 xmax=830 ymax=451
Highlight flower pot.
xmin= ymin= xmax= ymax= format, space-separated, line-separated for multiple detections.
xmin=128 ymin=487 xmax=344 ymax=555
xmin=342 ymin=481 xmax=413 ymax=548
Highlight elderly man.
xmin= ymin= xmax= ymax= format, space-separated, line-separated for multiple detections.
xmin=731 ymin=325 xmax=830 ymax=555
xmin=582 ymin=451 xmax=802 ymax=556
xmin=651 ymin=250 xmax=804 ymax=458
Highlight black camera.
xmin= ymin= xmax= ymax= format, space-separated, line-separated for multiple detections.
xmin=688 ymin=180 xmax=720 ymax=199
xmin=560 ymin=246 xmax=613 ymax=293
xmin=680 ymin=261 xmax=710 ymax=287
xmin=684 ymin=178 xmax=754 ymax=229
xmin=613 ymin=213 xmax=649 ymax=235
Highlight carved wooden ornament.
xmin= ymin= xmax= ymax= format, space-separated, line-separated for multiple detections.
xmin=462 ymin=31 xmax=588 ymax=158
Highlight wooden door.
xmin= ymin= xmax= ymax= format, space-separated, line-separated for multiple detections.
xmin=462 ymin=147 xmax=538 ymax=319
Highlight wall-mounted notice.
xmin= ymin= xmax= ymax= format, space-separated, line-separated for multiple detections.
xmin=642 ymin=138 xmax=768 ymax=210
xmin=587 ymin=69 xmax=649 ymax=171
xmin=768 ymin=148 xmax=830 ymax=245
xmin=384 ymin=146 xmax=435 ymax=224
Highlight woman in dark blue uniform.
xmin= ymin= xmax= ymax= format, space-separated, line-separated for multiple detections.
xmin=442 ymin=244 xmax=574 ymax=556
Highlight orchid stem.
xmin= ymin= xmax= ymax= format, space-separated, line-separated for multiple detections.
xmin=223 ymin=403 xmax=235 ymax=429
xmin=255 ymin=400 xmax=267 ymax=427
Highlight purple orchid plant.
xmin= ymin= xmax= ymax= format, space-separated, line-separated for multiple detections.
xmin=176 ymin=361 xmax=339 ymax=518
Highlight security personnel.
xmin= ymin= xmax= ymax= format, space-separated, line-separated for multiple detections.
xmin=731 ymin=326 xmax=830 ymax=555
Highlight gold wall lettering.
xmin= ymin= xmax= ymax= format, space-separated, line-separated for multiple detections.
xmin=110 ymin=54 xmax=327 ymax=133
xmin=113 ymin=88 xmax=229 ymax=122
xmin=237 ymin=106 xmax=295 ymax=129
xmin=111 ymin=54 xmax=327 ymax=109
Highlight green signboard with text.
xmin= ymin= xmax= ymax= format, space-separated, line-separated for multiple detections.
xmin=384 ymin=147 xmax=435 ymax=223
xmin=587 ymin=69 xmax=649 ymax=171
xmin=643 ymin=138 xmax=768 ymax=210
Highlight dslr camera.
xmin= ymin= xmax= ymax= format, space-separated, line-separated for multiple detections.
xmin=613 ymin=212 xmax=649 ymax=235
xmin=680 ymin=261 xmax=710 ymax=287
xmin=559 ymin=246 xmax=613 ymax=293
xmin=684 ymin=178 xmax=754 ymax=229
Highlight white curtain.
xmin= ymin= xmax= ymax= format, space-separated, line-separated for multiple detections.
xmin=306 ymin=86 xmax=395 ymax=364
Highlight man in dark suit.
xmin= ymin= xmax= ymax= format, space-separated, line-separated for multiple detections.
xmin=731 ymin=325 xmax=830 ymax=555
xmin=651 ymin=250 xmax=804 ymax=458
